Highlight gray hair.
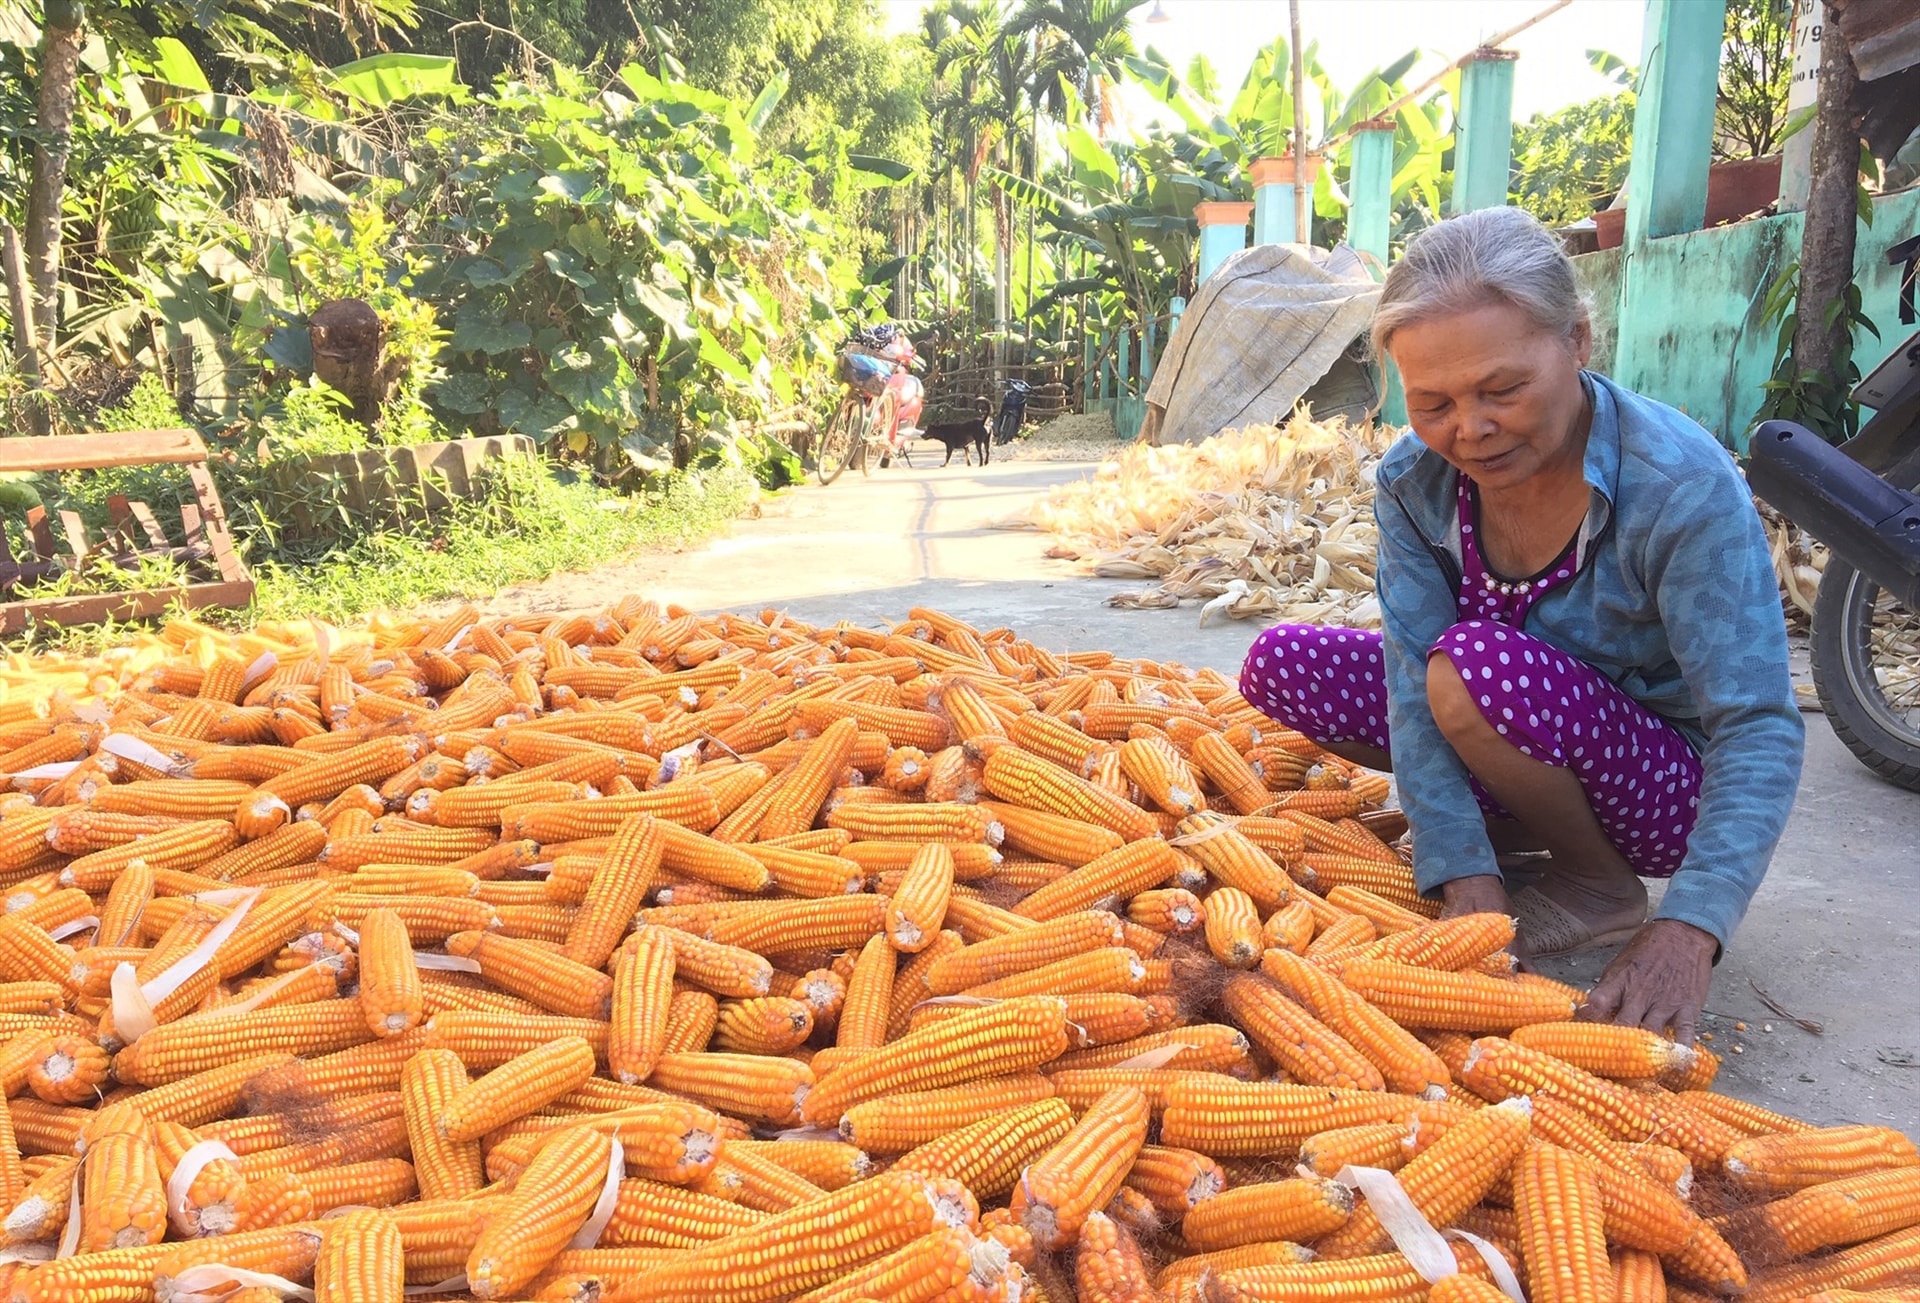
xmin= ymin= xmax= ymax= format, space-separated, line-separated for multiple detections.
xmin=1369 ymin=207 xmax=1589 ymax=358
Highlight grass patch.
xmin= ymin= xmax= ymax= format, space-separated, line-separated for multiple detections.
xmin=0 ymin=461 xmax=759 ymax=653
xmin=251 ymin=461 xmax=757 ymax=625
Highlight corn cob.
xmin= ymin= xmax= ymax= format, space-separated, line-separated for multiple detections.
xmin=802 ymin=995 xmax=1069 ymax=1126
xmin=1260 ymin=948 xmax=1450 ymax=1097
xmin=1459 ymin=1037 xmax=1738 ymax=1167
xmin=1298 ymin=1120 xmax=1414 ymax=1178
xmin=1514 ymin=1144 xmax=1615 ymax=1303
xmin=1509 ymin=1021 xmax=1696 ymax=1080
xmin=885 ymin=843 xmax=953 ymax=953
xmin=399 ymin=1047 xmax=483 ymax=1201
xmin=1203 ymin=886 xmax=1263 ymax=967
xmin=1122 ymin=1143 xmax=1226 ymax=1218
xmin=1159 ymin=1076 xmax=1457 ymax=1155
xmin=1009 ymin=1086 xmax=1148 ymax=1250
xmin=1171 ymin=811 xmax=1293 ymax=911
xmin=1320 ymin=1096 xmax=1534 ymax=1259
xmin=1011 ymin=840 xmax=1181 ymax=922
xmin=1182 ymin=1176 xmax=1355 ymax=1251
xmin=629 ymin=1170 xmax=979 ymax=1303
xmin=444 ymin=930 xmax=612 ymax=1019
xmin=79 ymin=1126 xmax=168 ymax=1251
xmin=314 ymin=1207 xmax=405 ymax=1303
xmin=892 ymin=1098 xmax=1075 ymax=1200
xmin=1723 ymin=1123 xmax=1913 ymax=1194
xmin=647 ymin=1052 xmax=813 ymax=1127
xmin=355 ymin=906 xmax=423 ymax=1038
xmin=1337 ymin=957 xmax=1578 ymax=1032
xmin=1675 ymin=1088 xmax=1804 ymax=1135
xmin=466 ymin=1124 xmax=614 ymax=1298
xmin=712 ymin=996 xmax=814 ymax=1054
xmin=440 ymin=1035 xmax=598 ymax=1142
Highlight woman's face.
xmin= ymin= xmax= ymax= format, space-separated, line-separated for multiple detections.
xmin=1389 ymin=299 xmax=1593 ymax=491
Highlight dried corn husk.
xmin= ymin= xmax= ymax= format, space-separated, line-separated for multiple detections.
xmin=1757 ymin=496 xmax=1826 ymax=633
xmin=1003 ymin=409 xmax=1391 ymax=626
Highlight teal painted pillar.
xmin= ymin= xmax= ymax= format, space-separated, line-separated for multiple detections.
xmin=1614 ymin=0 xmax=1728 ymax=393
xmin=1194 ymin=201 xmax=1254 ymax=284
xmin=1169 ymin=295 xmax=1186 ymax=332
xmin=1347 ymin=120 xmax=1406 ymax=426
xmin=1347 ymin=122 xmax=1395 ymax=266
xmin=1449 ymin=49 xmax=1518 ymax=216
xmin=1251 ymin=155 xmax=1319 ymax=245
xmin=1623 ymin=0 xmax=1727 ymax=246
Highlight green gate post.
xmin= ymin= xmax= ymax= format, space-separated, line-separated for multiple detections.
xmin=1613 ymin=0 xmax=1728 ymax=390
xmin=1195 ymin=201 xmax=1254 ymax=284
xmin=1623 ymin=0 xmax=1727 ymax=247
xmin=1347 ymin=122 xmax=1395 ymax=265
xmin=1348 ymin=119 xmax=1406 ymax=425
xmin=1251 ymin=155 xmax=1320 ymax=245
xmin=1449 ymin=49 xmax=1518 ymax=216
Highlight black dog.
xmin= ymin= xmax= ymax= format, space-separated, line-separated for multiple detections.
xmin=919 ymin=399 xmax=993 ymax=467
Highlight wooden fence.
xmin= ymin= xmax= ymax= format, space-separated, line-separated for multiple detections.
xmin=921 ymin=361 xmax=1077 ymax=425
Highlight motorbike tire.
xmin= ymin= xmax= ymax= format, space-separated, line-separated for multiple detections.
xmin=993 ymin=412 xmax=1020 ymax=445
xmin=817 ymin=397 xmax=864 ymax=486
xmin=1810 ymin=553 xmax=1920 ymax=792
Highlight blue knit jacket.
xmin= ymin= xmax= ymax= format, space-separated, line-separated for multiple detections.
xmin=1373 ymin=371 xmax=1804 ymax=949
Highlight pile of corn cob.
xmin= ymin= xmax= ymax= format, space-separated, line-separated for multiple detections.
xmin=0 ymin=602 xmax=1908 ymax=1303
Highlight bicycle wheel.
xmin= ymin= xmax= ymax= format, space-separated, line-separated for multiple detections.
xmin=856 ymin=393 xmax=898 ymax=476
xmin=816 ymin=396 xmax=865 ymax=486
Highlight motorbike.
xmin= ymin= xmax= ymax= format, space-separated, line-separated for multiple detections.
xmin=992 ymin=378 xmax=1033 ymax=446
xmin=1747 ymin=233 xmax=1920 ymax=790
xmin=817 ymin=323 xmax=925 ymax=486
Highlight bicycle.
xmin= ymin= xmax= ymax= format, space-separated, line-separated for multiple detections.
xmin=816 ymin=388 xmax=899 ymax=485
xmin=816 ymin=324 xmax=924 ymax=486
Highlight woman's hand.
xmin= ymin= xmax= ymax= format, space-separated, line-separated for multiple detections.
xmin=1576 ymin=919 xmax=1717 ymax=1044
xmin=1439 ymin=874 xmax=1511 ymax=919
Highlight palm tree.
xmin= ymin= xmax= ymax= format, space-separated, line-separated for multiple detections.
xmin=925 ymin=1 xmax=1019 ymax=341
xmin=1007 ymin=0 xmax=1137 ymax=133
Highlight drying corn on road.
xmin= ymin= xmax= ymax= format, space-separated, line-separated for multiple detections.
xmin=467 ymin=457 xmax=1920 ymax=1132
xmin=0 ymin=455 xmax=1909 ymax=1303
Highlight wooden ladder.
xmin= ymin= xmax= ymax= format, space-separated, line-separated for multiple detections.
xmin=0 ymin=428 xmax=255 ymax=635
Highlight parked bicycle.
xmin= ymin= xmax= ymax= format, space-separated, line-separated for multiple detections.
xmin=817 ymin=324 xmax=925 ymax=485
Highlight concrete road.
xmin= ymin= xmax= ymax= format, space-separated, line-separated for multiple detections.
xmin=487 ymin=456 xmax=1920 ymax=1130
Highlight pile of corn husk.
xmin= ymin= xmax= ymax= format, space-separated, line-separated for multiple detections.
xmin=1005 ymin=410 xmax=1395 ymax=626
xmin=1758 ymin=496 xmax=1826 ymax=634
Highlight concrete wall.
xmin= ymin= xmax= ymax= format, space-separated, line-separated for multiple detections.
xmin=1574 ymin=185 xmax=1920 ymax=448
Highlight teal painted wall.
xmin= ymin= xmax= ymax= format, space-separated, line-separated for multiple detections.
xmin=1572 ymin=186 xmax=1920 ymax=448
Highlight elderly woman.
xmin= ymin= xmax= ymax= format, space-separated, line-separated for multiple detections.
xmin=1239 ymin=207 xmax=1803 ymax=1042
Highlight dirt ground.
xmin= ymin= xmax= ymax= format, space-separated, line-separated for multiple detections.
xmin=449 ymin=455 xmax=1920 ymax=1132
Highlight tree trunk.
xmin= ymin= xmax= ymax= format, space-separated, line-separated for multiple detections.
xmin=24 ymin=3 xmax=85 ymax=352
xmin=1792 ymin=1 xmax=1862 ymax=388
xmin=993 ymin=144 xmax=1009 ymax=388
xmin=0 ymin=221 xmax=49 ymax=435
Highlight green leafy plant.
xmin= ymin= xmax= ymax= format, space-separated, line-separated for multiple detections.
xmin=1510 ymin=86 xmax=1636 ymax=227
xmin=257 ymin=378 xmax=372 ymax=460
xmin=1751 ymin=258 xmax=1879 ymax=442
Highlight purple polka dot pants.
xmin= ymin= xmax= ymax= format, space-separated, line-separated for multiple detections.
xmin=1238 ymin=620 xmax=1703 ymax=877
